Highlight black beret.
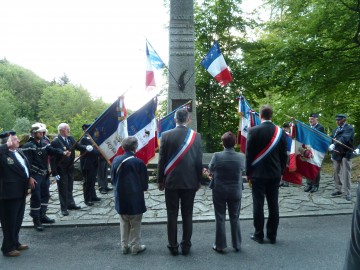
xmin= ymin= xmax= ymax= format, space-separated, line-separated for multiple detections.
xmin=282 ymin=122 xmax=290 ymax=128
xmin=0 ymin=130 xmax=16 ymax=139
xmin=335 ymin=114 xmax=346 ymax=120
xmin=82 ymin=124 xmax=91 ymax=131
xmin=309 ymin=113 xmax=319 ymax=118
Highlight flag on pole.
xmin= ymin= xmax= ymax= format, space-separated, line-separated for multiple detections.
xmin=146 ymin=41 xmax=165 ymax=90
xmin=237 ymin=96 xmax=261 ymax=153
xmin=85 ymin=97 xmax=127 ymax=163
xmin=282 ymin=123 xmax=302 ymax=185
xmin=115 ymin=98 xmax=158 ymax=164
xmin=201 ymin=41 xmax=233 ymax=87
xmin=292 ymin=120 xmax=332 ymax=180
xmin=158 ymin=100 xmax=192 ymax=140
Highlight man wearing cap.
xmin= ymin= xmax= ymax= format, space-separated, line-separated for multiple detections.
xmin=79 ymin=124 xmax=101 ymax=206
xmin=0 ymin=131 xmax=36 ymax=257
xmin=329 ymin=114 xmax=354 ymax=201
xmin=304 ymin=113 xmax=325 ymax=193
xmin=50 ymin=123 xmax=86 ymax=216
xmin=22 ymin=123 xmax=69 ymax=231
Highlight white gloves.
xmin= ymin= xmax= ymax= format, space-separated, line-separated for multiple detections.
xmin=55 ymin=175 xmax=61 ymax=181
xmin=328 ymin=144 xmax=335 ymax=151
xmin=86 ymin=145 xmax=93 ymax=152
xmin=354 ymin=149 xmax=360 ymax=155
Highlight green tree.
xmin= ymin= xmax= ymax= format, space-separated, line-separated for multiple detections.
xmin=13 ymin=117 xmax=31 ymax=134
xmin=194 ymin=0 xmax=249 ymax=152
xmin=241 ymin=0 xmax=360 ymax=140
xmin=0 ymin=90 xmax=17 ymax=131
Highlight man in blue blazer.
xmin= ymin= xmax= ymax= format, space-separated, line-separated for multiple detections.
xmin=157 ymin=108 xmax=203 ymax=256
xmin=0 ymin=131 xmax=36 ymax=257
xmin=246 ymin=105 xmax=288 ymax=244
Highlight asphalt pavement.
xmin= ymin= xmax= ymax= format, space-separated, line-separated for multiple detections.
xmin=1 ymin=215 xmax=352 ymax=270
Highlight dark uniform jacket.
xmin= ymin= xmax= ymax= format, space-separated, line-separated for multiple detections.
xmin=79 ymin=135 xmax=100 ymax=171
xmin=246 ymin=121 xmax=288 ymax=179
xmin=0 ymin=144 xmax=30 ymax=200
xmin=22 ymin=137 xmax=64 ymax=176
xmin=331 ymin=123 xmax=354 ymax=161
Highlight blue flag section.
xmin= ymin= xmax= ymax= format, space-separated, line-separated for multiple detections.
xmin=158 ymin=101 xmax=191 ymax=139
xmin=146 ymin=41 xmax=165 ymax=70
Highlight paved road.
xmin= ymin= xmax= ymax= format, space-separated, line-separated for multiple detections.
xmin=1 ymin=215 xmax=352 ymax=270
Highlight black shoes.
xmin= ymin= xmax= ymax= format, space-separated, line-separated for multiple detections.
xmin=304 ymin=185 xmax=312 ymax=192
xmin=40 ymin=215 xmax=55 ymax=224
xmin=106 ymin=186 xmax=113 ymax=191
xmin=92 ymin=197 xmax=101 ymax=202
xmin=267 ymin=236 xmax=276 ymax=244
xmin=85 ymin=201 xmax=94 ymax=206
xmin=33 ymin=218 xmax=44 ymax=231
xmin=167 ymin=245 xmax=179 ymax=256
xmin=99 ymin=189 xmax=108 ymax=194
xmin=68 ymin=205 xmax=81 ymax=210
xmin=331 ymin=191 xmax=343 ymax=197
xmin=212 ymin=244 xmax=224 ymax=253
xmin=250 ymin=234 xmax=264 ymax=244
xmin=61 ymin=210 xmax=69 ymax=216
xmin=310 ymin=186 xmax=319 ymax=193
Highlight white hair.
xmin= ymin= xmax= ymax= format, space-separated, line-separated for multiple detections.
xmin=58 ymin=123 xmax=69 ymax=133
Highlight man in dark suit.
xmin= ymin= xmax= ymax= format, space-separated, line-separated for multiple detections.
xmin=0 ymin=131 xmax=36 ymax=257
xmin=246 ymin=105 xmax=288 ymax=244
xmin=79 ymin=124 xmax=101 ymax=206
xmin=50 ymin=123 xmax=86 ymax=216
xmin=329 ymin=114 xmax=354 ymax=201
xmin=304 ymin=113 xmax=325 ymax=193
xmin=157 ymin=108 xmax=203 ymax=256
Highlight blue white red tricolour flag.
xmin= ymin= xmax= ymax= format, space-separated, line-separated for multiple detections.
xmin=237 ymin=96 xmax=261 ymax=153
xmin=201 ymin=41 xmax=232 ymax=87
xmin=290 ymin=121 xmax=332 ymax=181
xmin=86 ymin=97 xmax=157 ymax=165
xmin=282 ymin=123 xmax=302 ymax=185
xmin=115 ymin=98 xmax=158 ymax=164
xmin=158 ymin=101 xmax=192 ymax=140
xmin=146 ymin=41 xmax=165 ymax=90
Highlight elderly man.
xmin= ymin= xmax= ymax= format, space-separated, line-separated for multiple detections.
xmin=304 ymin=113 xmax=325 ymax=193
xmin=157 ymin=108 xmax=203 ymax=256
xmin=22 ymin=123 xmax=68 ymax=231
xmin=329 ymin=114 xmax=354 ymax=201
xmin=50 ymin=123 xmax=87 ymax=216
xmin=0 ymin=131 xmax=36 ymax=257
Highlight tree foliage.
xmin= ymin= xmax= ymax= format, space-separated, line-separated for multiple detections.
xmin=194 ymin=0 xmax=249 ymax=152
xmin=241 ymin=0 xmax=360 ymax=141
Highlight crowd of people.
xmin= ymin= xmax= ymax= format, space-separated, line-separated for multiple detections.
xmin=0 ymin=106 xmax=359 ymax=269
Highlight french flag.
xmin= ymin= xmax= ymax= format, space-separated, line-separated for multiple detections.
xmin=201 ymin=41 xmax=233 ymax=87
xmin=86 ymin=97 xmax=157 ymax=165
xmin=293 ymin=121 xmax=332 ymax=180
xmin=282 ymin=123 xmax=302 ymax=185
xmin=146 ymin=41 xmax=165 ymax=91
xmin=237 ymin=96 xmax=261 ymax=153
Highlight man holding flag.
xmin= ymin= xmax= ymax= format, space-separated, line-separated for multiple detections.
xmin=157 ymin=108 xmax=202 ymax=256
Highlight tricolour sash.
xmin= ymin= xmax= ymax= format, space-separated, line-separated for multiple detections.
xmin=251 ymin=125 xmax=283 ymax=167
xmin=164 ymin=129 xmax=197 ymax=176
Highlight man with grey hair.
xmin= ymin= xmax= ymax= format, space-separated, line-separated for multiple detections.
xmin=157 ymin=108 xmax=203 ymax=256
xmin=111 ymin=136 xmax=148 ymax=255
xmin=50 ymin=123 xmax=87 ymax=216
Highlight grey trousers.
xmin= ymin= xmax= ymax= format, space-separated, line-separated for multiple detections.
xmin=212 ymin=189 xmax=242 ymax=250
xmin=119 ymin=214 xmax=143 ymax=249
xmin=333 ymin=158 xmax=352 ymax=196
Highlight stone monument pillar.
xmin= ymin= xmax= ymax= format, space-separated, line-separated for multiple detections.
xmin=168 ymin=0 xmax=197 ymax=130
